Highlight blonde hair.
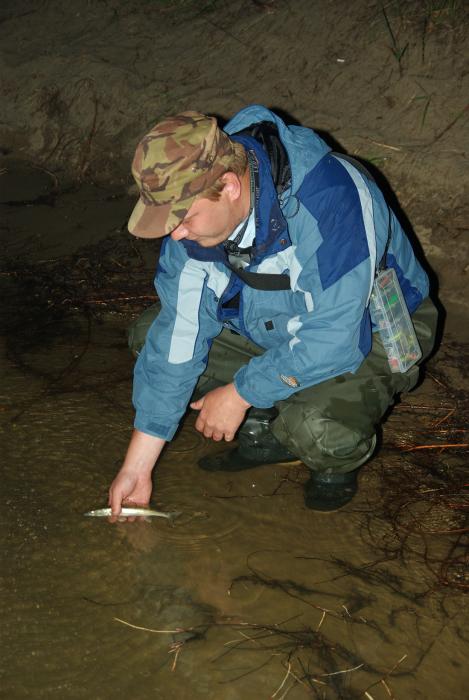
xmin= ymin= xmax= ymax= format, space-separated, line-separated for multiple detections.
xmin=202 ymin=141 xmax=248 ymax=201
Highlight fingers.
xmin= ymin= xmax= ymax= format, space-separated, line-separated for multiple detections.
xmin=108 ymin=495 xmax=143 ymax=524
xmin=109 ymin=481 xmax=135 ymax=521
xmin=190 ymin=397 xmax=204 ymax=410
xmin=195 ymin=417 xmax=234 ymax=442
xmin=118 ymin=495 xmax=148 ymax=522
xmin=194 ymin=402 xmax=238 ymax=442
xmin=196 ymin=416 xmax=215 ymax=439
xmin=109 ymin=487 xmax=123 ymax=518
xmin=122 ymin=500 xmax=136 ymax=523
xmin=195 ymin=414 xmax=206 ymax=434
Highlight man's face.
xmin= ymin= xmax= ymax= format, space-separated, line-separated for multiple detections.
xmin=130 ymin=170 xmax=248 ymax=245
xmin=169 ymin=191 xmax=238 ymax=248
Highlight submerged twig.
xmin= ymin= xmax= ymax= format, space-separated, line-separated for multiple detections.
xmin=362 ymin=653 xmax=407 ymax=697
xmin=113 ymin=617 xmax=185 ymax=634
xmin=271 ymin=662 xmax=291 ymax=698
xmin=402 ymin=443 xmax=469 ymax=451
xmin=321 ymin=662 xmax=364 ymax=677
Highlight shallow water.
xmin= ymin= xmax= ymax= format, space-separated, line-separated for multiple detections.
xmin=1 ymin=178 xmax=468 ymax=699
xmin=2 ymin=309 xmax=468 ymax=700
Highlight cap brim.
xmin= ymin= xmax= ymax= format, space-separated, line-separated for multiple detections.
xmin=127 ymin=197 xmax=192 ymax=238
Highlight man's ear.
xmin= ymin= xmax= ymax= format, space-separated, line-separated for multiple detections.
xmin=220 ymin=171 xmax=242 ymax=201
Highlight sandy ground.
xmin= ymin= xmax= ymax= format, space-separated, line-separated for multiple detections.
xmin=1 ymin=1 xmax=468 ymax=699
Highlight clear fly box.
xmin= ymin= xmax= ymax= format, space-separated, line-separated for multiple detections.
xmin=370 ymin=267 xmax=422 ymax=373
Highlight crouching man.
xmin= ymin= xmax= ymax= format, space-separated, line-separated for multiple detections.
xmin=109 ymin=106 xmax=438 ymax=514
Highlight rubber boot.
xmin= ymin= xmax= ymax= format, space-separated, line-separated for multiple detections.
xmin=198 ymin=408 xmax=298 ymax=472
xmin=304 ymin=469 xmax=360 ymax=511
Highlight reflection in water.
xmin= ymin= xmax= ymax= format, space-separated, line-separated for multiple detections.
xmin=2 ymin=289 xmax=468 ymax=697
xmin=165 ymin=425 xmax=206 ymax=454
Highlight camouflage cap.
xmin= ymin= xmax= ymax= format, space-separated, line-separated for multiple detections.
xmin=128 ymin=111 xmax=235 ymax=237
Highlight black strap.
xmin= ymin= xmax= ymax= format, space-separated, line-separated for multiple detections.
xmin=227 ymin=263 xmax=291 ymax=290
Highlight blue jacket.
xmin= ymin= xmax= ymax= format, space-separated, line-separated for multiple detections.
xmin=133 ymin=105 xmax=429 ymax=440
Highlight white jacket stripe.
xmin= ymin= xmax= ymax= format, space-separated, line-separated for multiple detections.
xmin=168 ymin=262 xmax=205 ymax=364
xmin=332 ymin=156 xmax=377 ymax=304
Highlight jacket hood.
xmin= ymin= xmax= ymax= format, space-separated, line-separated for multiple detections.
xmin=224 ymin=105 xmax=331 ymax=197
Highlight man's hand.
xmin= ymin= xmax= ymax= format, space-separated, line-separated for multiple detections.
xmin=108 ymin=430 xmax=166 ymax=519
xmin=108 ymin=467 xmax=153 ymax=520
xmin=190 ymin=383 xmax=251 ymax=441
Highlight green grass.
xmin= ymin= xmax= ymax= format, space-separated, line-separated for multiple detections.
xmin=413 ymin=94 xmax=433 ymax=129
xmin=382 ymin=6 xmax=409 ymax=74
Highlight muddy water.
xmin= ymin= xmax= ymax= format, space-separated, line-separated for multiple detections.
xmin=1 ymin=174 xmax=468 ymax=699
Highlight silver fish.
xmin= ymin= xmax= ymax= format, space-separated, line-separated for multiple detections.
xmin=84 ymin=507 xmax=181 ymax=520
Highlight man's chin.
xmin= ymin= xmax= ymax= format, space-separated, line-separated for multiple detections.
xmin=195 ymin=238 xmax=224 ymax=248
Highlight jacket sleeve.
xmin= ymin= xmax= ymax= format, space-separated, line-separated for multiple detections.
xmin=133 ymin=240 xmax=223 ymax=440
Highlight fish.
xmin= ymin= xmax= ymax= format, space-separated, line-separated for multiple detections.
xmin=84 ymin=507 xmax=181 ymax=521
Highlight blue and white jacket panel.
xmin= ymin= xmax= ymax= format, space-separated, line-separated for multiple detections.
xmin=133 ymin=241 xmax=227 ymax=440
xmin=133 ymin=105 xmax=429 ymax=440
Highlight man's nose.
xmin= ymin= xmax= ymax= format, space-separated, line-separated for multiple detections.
xmin=170 ymin=224 xmax=188 ymax=241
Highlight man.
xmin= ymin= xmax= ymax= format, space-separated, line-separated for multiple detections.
xmin=108 ymin=106 xmax=437 ymax=515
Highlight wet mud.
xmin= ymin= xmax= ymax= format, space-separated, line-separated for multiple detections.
xmin=1 ymin=169 xmax=468 ymax=699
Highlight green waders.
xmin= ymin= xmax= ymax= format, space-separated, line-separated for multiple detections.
xmin=128 ymin=297 xmax=438 ymax=475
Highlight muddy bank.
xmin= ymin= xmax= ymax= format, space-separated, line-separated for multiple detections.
xmin=1 ymin=0 xmax=467 ymax=201
xmin=1 ymin=0 xmax=468 ymax=310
